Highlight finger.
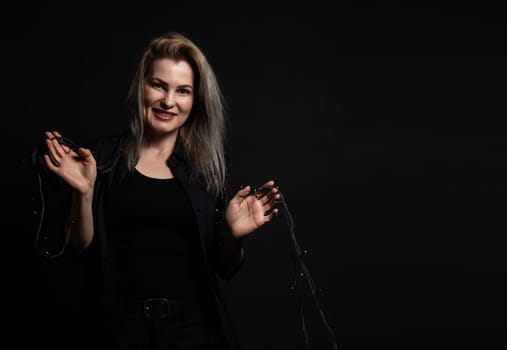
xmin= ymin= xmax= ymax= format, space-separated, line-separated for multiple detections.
xmin=262 ymin=199 xmax=276 ymax=213
xmin=77 ymin=147 xmax=95 ymax=162
xmin=78 ymin=147 xmax=90 ymax=156
xmin=262 ymin=180 xmax=275 ymax=187
xmin=45 ymin=131 xmax=59 ymax=147
xmin=43 ymin=154 xmax=59 ymax=170
xmin=45 ymin=131 xmax=66 ymax=164
xmin=259 ymin=194 xmax=271 ymax=206
xmin=236 ymin=185 xmax=251 ymax=199
xmin=45 ymin=131 xmax=72 ymax=155
xmin=44 ymin=154 xmax=60 ymax=170
xmin=61 ymin=141 xmax=72 ymax=154
xmin=45 ymin=133 xmax=64 ymax=157
xmin=51 ymin=136 xmax=70 ymax=157
xmin=264 ymin=208 xmax=279 ymax=221
xmin=259 ymin=187 xmax=279 ymax=205
xmin=58 ymin=142 xmax=72 ymax=154
xmin=262 ymin=192 xmax=277 ymax=206
xmin=254 ymin=186 xmax=274 ymax=200
xmin=50 ymin=131 xmax=74 ymax=153
xmin=45 ymin=131 xmax=62 ymax=143
xmin=45 ymin=139 xmax=61 ymax=166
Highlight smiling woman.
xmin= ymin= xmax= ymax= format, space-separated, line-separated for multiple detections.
xmin=33 ymin=32 xmax=281 ymax=350
xmin=137 ymin=58 xmax=195 ymax=179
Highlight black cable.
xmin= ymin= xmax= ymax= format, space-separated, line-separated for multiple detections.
xmin=31 ymin=146 xmax=70 ymax=260
xmin=252 ymin=184 xmax=338 ymax=349
xmin=278 ymin=191 xmax=339 ymax=350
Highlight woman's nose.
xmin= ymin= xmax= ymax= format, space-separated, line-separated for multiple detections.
xmin=161 ymin=92 xmax=174 ymax=108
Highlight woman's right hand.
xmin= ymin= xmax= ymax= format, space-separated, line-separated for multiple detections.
xmin=43 ymin=130 xmax=97 ymax=196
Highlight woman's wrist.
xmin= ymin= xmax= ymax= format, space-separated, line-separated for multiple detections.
xmin=73 ymin=188 xmax=94 ymax=204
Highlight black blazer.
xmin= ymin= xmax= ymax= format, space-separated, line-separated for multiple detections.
xmin=35 ymin=133 xmax=241 ymax=349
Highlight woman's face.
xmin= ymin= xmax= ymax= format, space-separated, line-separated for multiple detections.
xmin=143 ymin=58 xmax=194 ymax=137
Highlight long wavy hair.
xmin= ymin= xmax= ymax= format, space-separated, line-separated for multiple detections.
xmin=124 ymin=32 xmax=227 ymax=195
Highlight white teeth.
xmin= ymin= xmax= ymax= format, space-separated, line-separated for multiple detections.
xmin=156 ymin=110 xmax=172 ymax=116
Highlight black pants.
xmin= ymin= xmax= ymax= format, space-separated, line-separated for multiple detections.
xmin=111 ymin=297 xmax=228 ymax=350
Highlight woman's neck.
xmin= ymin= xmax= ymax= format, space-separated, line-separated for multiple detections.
xmin=136 ymin=131 xmax=178 ymax=179
xmin=141 ymin=130 xmax=178 ymax=157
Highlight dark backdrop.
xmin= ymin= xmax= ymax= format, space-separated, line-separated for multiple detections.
xmin=4 ymin=4 xmax=507 ymax=350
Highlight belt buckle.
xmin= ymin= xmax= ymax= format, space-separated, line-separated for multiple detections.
xmin=143 ymin=298 xmax=170 ymax=319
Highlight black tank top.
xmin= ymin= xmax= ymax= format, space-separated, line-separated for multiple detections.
xmin=106 ymin=168 xmax=209 ymax=299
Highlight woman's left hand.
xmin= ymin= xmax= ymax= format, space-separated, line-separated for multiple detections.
xmin=225 ymin=180 xmax=280 ymax=239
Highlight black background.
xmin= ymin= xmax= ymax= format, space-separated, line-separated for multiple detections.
xmin=4 ymin=3 xmax=507 ymax=350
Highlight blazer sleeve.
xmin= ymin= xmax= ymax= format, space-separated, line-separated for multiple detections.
xmin=214 ymin=153 xmax=245 ymax=280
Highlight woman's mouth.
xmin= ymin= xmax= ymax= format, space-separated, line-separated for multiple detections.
xmin=153 ymin=108 xmax=176 ymax=120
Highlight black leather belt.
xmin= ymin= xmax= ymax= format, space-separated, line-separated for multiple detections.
xmin=119 ymin=297 xmax=203 ymax=320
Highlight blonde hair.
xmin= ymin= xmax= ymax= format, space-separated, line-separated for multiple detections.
xmin=125 ymin=32 xmax=227 ymax=194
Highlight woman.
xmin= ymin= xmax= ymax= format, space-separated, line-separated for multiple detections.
xmin=39 ymin=32 xmax=280 ymax=349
